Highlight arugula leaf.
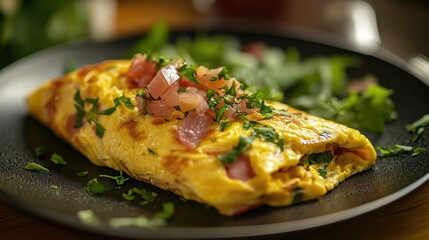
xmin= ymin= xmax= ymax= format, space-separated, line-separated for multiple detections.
xmin=219 ymin=136 xmax=253 ymax=165
xmin=24 ymin=162 xmax=49 ymax=172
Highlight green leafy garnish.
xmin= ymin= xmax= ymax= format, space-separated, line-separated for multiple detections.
xmin=154 ymin=202 xmax=175 ymax=220
xmin=24 ymin=162 xmax=49 ymax=172
xmin=100 ymin=94 xmax=134 ymax=115
xmin=147 ymin=148 xmax=157 ymax=156
xmin=219 ymin=136 xmax=253 ymax=165
xmin=122 ymin=187 xmax=158 ymax=205
xmin=76 ymin=171 xmax=89 ymax=177
xmin=377 ymin=144 xmax=426 ymax=157
xmin=34 ymin=146 xmax=46 ymax=159
xmin=73 ymin=90 xmax=106 ymax=138
xmin=219 ymin=121 xmax=232 ymax=131
xmin=291 ymin=187 xmax=304 ymax=204
xmin=99 ymin=170 xmax=129 ymax=186
xmin=406 ymin=114 xmax=429 ymax=142
xmin=178 ymin=87 xmax=187 ymax=93
xmin=177 ymin=64 xmax=198 ymax=84
xmin=215 ymin=105 xmax=228 ymax=122
xmin=77 ymin=210 xmax=101 ymax=226
xmin=50 ymin=153 xmax=67 ymax=165
xmin=51 ymin=185 xmax=60 ymax=190
xmin=318 ymin=165 xmax=328 ymax=178
xmin=84 ymin=178 xmax=108 ymax=195
xmin=136 ymin=89 xmax=146 ymax=98
xmin=109 ymin=215 xmax=165 ymax=228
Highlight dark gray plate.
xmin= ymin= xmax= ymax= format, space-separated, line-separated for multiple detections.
xmin=0 ymin=30 xmax=428 ymax=239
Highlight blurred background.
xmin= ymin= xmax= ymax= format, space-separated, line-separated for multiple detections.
xmin=1 ymin=0 xmax=428 ymax=72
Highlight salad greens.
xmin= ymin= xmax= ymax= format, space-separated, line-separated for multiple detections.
xmin=128 ymin=23 xmax=396 ymax=133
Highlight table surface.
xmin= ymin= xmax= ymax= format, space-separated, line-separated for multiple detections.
xmin=1 ymin=1 xmax=428 ymax=239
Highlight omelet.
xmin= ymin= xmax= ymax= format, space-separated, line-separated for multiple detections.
xmin=26 ymin=54 xmax=376 ymax=216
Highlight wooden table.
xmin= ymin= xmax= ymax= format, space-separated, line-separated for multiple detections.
xmin=1 ymin=181 xmax=428 ymax=239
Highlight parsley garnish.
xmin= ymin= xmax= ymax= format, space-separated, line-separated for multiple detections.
xmin=100 ymin=94 xmax=134 ymax=115
xmin=219 ymin=121 xmax=232 ymax=131
xmin=136 ymin=89 xmax=146 ymax=98
xmin=218 ymin=66 xmax=230 ymax=80
xmin=406 ymin=114 xmax=429 ymax=142
xmin=51 ymin=185 xmax=60 ymax=190
xmin=50 ymin=153 xmax=67 ymax=165
xmin=73 ymin=90 xmax=106 ymax=138
xmin=215 ymin=105 xmax=228 ymax=122
xmin=147 ymin=54 xmax=172 ymax=67
xmin=154 ymin=202 xmax=175 ymax=220
xmin=178 ymin=87 xmax=187 ymax=93
xmin=291 ymin=187 xmax=304 ymax=204
xmin=24 ymin=162 xmax=49 ymax=172
xmin=259 ymin=102 xmax=273 ymax=119
xmin=377 ymin=144 xmax=426 ymax=157
xmin=273 ymin=109 xmax=291 ymax=117
xmin=177 ymin=64 xmax=199 ymax=84
xmin=122 ymin=187 xmax=158 ymax=205
xmin=318 ymin=165 xmax=328 ymax=178
xmin=219 ymin=136 xmax=253 ymax=165
xmin=76 ymin=171 xmax=89 ymax=177
xmin=34 ymin=146 xmax=46 ymax=159
xmin=84 ymin=178 xmax=108 ymax=195
xmin=77 ymin=209 xmax=101 ymax=226
xmin=99 ymin=170 xmax=129 ymax=186
xmin=147 ymin=148 xmax=157 ymax=156
xmin=306 ymin=151 xmax=334 ymax=165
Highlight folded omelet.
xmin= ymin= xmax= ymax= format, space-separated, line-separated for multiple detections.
xmin=27 ymin=55 xmax=376 ymax=216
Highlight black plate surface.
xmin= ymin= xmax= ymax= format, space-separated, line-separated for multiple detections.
xmin=0 ymin=30 xmax=428 ymax=239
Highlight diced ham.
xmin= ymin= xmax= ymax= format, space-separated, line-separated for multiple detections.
xmin=147 ymin=64 xmax=180 ymax=99
xmin=196 ymin=66 xmax=241 ymax=95
xmin=127 ymin=54 xmax=157 ymax=87
xmin=236 ymin=100 xmax=259 ymax=114
xmin=225 ymin=154 xmax=255 ymax=181
xmin=176 ymin=112 xmax=213 ymax=148
xmin=147 ymin=99 xmax=173 ymax=118
xmin=163 ymin=84 xmax=208 ymax=114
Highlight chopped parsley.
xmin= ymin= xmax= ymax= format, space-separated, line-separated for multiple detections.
xmin=219 ymin=136 xmax=253 ymax=165
xmin=34 ymin=146 xmax=46 ymax=159
xmin=306 ymin=151 xmax=334 ymax=165
xmin=217 ymin=66 xmax=230 ymax=80
xmin=100 ymin=94 xmax=134 ymax=115
xmin=51 ymin=185 xmax=60 ymax=190
xmin=291 ymin=187 xmax=304 ymax=204
xmin=219 ymin=121 xmax=232 ymax=131
xmin=154 ymin=202 xmax=175 ymax=220
xmin=24 ymin=162 xmax=49 ymax=172
xmin=99 ymin=170 xmax=129 ymax=186
xmin=177 ymin=64 xmax=198 ymax=84
xmin=178 ymin=87 xmax=187 ymax=93
xmin=76 ymin=171 xmax=89 ymax=177
xmin=122 ymin=187 xmax=158 ymax=205
xmin=84 ymin=178 xmax=108 ymax=195
xmin=147 ymin=148 xmax=157 ymax=156
xmin=77 ymin=209 xmax=101 ymax=226
xmin=406 ymin=114 xmax=429 ymax=142
xmin=136 ymin=89 xmax=146 ymax=98
xmin=377 ymin=144 xmax=426 ymax=157
xmin=318 ymin=165 xmax=328 ymax=178
xmin=73 ymin=90 xmax=105 ymax=138
xmin=50 ymin=153 xmax=67 ymax=165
